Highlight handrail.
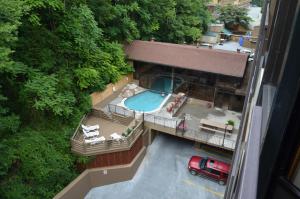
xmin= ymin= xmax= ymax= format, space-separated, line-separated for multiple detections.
xmin=71 ymin=120 xmax=144 ymax=156
xmin=177 ymin=127 xmax=236 ymax=150
xmin=107 ymin=103 xmax=135 ymax=118
xmin=71 ymin=114 xmax=87 ymax=140
xmin=144 ymin=113 xmax=182 ymax=129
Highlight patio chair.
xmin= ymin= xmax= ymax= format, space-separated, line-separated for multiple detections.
xmin=83 ymin=130 xmax=100 ymax=138
xmin=85 ymin=136 xmax=105 ymax=144
xmin=81 ymin=124 xmax=99 ymax=132
xmin=110 ymin=133 xmax=123 ymax=141
xmin=178 ymin=92 xmax=186 ymax=98
xmin=166 ymin=104 xmax=173 ymax=113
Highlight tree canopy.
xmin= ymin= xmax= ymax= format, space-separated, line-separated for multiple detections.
xmin=88 ymin=0 xmax=211 ymax=43
xmin=216 ymin=4 xmax=252 ymax=31
xmin=0 ymin=0 xmax=211 ymax=198
xmin=252 ymin=0 xmax=264 ymax=7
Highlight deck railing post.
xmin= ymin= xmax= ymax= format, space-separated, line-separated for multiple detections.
xmin=223 ymin=125 xmax=227 ymax=147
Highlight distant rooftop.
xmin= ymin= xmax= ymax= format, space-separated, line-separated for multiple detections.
xmin=125 ymin=40 xmax=248 ymax=78
xmin=213 ymin=41 xmax=252 ymax=52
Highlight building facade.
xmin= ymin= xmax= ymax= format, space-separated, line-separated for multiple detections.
xmin=225 ymin=0 xmax=300 ymax=198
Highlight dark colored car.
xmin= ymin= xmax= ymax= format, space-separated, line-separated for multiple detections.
xmin=188 ymin=156 xmax=230 ymax=185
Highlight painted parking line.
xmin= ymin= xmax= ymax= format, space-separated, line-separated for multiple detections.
xmin=182 ymin=179 xmax=224 ymax=198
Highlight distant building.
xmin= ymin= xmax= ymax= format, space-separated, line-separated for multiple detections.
xmin=200 ymin=31 xmax=220 ymax=44
xmin=209 ymin=0 xmax=251 ymax=7
xmin=225 ymin=0 xmax=300 ymax=198
xmin=208 ymin=0 xmax=251 ymax=12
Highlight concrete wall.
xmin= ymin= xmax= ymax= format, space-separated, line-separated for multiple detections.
xmin=54 ymin=147 xmax=146 ymax=199
xmin=90 ymin=73 xmax=133 ymax=106
xmin=209 ymin=24 xmax=224 ymax=33
xmin=54 ymin=128 xmax=150 ymax=199
xmin=201 ymin=35 xmax=219 ymax=44
xmin=86 ymin=136 xmax=143 ymax=168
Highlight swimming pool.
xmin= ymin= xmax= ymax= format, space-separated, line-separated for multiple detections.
xmin=151 ymin=76 xmax=183 ymax=93
xmin=124 ymin=90 xmax=170 ymax=113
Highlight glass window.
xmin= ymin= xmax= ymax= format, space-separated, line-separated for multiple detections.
xmin=211 ymin=169 xmax=221 ymax=176
xmin=289 ymin=147 xmax=300 ymax=189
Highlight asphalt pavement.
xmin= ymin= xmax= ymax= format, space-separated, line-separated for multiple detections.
xmin=85 ymin=133 xmax=232 ymax=199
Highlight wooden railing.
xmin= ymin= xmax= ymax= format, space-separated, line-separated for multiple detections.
xmin=71 ymin=120 xmax=144 ymax=156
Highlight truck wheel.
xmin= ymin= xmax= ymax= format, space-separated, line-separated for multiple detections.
xmin=189 ymin=170 xmax=197 ymax=175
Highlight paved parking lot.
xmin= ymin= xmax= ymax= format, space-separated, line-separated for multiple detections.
xmin=85 ymin=134 xmax=232 ymax=199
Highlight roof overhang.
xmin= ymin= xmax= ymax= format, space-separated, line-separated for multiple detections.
xmin=125 ymin=40 xmax=248 ymax=78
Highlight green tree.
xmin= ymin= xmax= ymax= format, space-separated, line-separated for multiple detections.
xmin=22 ymin=74 xmax=76 ymax=117
xmin=0 ymin=0 xmax=212 ymax=198
xmin=88 ymin=0 xmax=140 ymax=42
xmin=167 ymin=0 xmax=211 ymax=43
xmin=217 ymin=4 xmax=252 ymax=30
xmin=0 ymin=0 xmax=25 ymax=137
xmin=252 ymin=0 xmax=264 ymax=7
xmin=88 ymin=0 xmax=211 ymax=43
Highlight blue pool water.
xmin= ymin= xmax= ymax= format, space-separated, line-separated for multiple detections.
xmin=124 ymin=91 xmax=167 ymax=112
xmin=151 ymin=76 xmax=182 ymax=93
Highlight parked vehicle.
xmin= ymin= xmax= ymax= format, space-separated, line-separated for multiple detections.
xmin=188 ymin=156 xmax=230 ymax=185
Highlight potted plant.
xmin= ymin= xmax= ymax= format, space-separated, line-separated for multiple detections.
xmin=226 ymin=120 xmax=235 ymax=127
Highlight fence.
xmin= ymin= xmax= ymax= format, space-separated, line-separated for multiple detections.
xmin=177 ymin=126 xmax=236 ymax=150
xmin=93 ymin=104 xmax=236 ymax=151
xmin=144 ymin=113 xmax=183 ymax=129
xmin=107 ymin=103 xmax=135 ymax=118
xmin=71 ymin=119 xmax=144 ymax=156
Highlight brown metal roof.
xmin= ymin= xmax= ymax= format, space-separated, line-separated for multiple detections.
xmin=125 ymin=40 xmax=248 ymax=77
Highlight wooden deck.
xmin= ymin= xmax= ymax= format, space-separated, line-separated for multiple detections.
xmin=71 ymin=112 xmax=143 ymax=156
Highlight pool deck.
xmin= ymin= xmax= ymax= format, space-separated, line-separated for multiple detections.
xmin=93 ymin=83 xmax=241 ymax=151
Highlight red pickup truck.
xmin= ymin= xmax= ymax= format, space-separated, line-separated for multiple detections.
xmin=188 ymin=156 xmax=230 ymax=185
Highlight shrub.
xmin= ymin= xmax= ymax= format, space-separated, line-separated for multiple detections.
xmin=122 ymin=128 xmax=132 ymax=137
xmin=226 ymin=120 xmax=235 ymax=127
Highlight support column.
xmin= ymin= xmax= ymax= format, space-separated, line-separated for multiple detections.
xmin=171 ymin=67 xmax=174 ymax=93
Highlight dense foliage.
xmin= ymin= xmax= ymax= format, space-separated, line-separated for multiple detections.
xmin=88 ymin=0 xmax=211 ymax=43
xmin=216 ymin=4 xmax=252 ymax=30
xmin=252 ymin=0 xmax=264 ymax=7
xmin=0 ymin=0 xmax=210 ymax=198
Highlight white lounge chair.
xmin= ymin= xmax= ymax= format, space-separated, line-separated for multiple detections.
xmin=83 ymin=130 xmax=99 ymax=138
xmin=85 ymin=136 xmax=105 ymax=144
xmin=81 ymin=124 xmax=99 ymax=132
xmin=110 ymin=133 xmax=123 ymax=141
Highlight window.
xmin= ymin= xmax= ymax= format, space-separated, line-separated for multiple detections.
xmin=200 ymin=158 xmax=208 ymax=169
xmin=209 ymin=160 xmax=215 ymax=167
xmin=211 ymin=169 xmax=221 ymax=176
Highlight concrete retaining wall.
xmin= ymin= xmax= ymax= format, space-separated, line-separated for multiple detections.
xmin=90 ymin=74 xmax=133 ymax=106
xmin=54 ymin=147 xmax=146 ymax=199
